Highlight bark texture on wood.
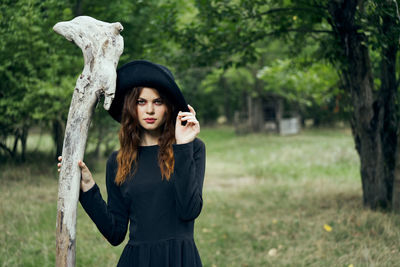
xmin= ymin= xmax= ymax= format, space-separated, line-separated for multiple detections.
xmin=53 ymin=16 xmax=124 ymax=267
xmin=392 ymin=131 xmax=400 ymax=212
xmin=330 ymin=1 xmax=386 ymax=209
xmin=375 ymin=1 xmax=400 ymax=210
xmin=328 ymin=1 xmax=399 ymax=209
xmin=381 ymin=27 xmax=398 ymax=210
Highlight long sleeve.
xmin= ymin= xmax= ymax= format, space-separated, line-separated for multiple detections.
xmin=79 ymin=152 xmax=129 ymax=246
xmin=172 ymin=138 xmax=206 ymax=221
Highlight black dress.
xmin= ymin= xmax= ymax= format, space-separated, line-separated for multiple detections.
xmin=79 ymin=138 xmax=206 ymax=267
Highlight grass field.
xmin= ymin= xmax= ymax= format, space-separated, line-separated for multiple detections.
xmin=1 ymin=127 xmax=400 ymax=266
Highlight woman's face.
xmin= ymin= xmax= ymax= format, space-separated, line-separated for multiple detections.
xmin=136 ymin=87 xmax=167 ymax=132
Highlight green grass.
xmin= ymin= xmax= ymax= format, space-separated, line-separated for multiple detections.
xmin=1 ymin=127 xmax=400 ymax=266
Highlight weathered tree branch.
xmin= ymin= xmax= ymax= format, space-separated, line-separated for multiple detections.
xmin=53 ymin=16 xmax=124 ymax=267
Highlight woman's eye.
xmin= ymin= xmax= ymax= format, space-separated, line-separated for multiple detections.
xmin=137 ymin=100 xmax=146 ymax=105
xmin=154 ymin=100 xmax=163 ymax=105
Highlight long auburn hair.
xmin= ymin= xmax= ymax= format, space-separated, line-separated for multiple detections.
xmin=115 ymin=87 xmax=177 ymax=185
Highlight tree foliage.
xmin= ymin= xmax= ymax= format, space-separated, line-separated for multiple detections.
xmin=175 ymin=0 xmax=400 ymax=210
xmin=0 ymin=0 xmax=76 ymax=160
xmin=257 ymin=59 xmax=339 ymax=106
xmin=0 ymin=0 xmax=182 ymax=160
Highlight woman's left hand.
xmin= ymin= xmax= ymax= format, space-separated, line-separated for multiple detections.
xmin=175 ymin=104 xmax=200 ymax=144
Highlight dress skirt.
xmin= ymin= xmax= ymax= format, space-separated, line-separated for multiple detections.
xmin=117 ymin=238 xmax=202 ymax=267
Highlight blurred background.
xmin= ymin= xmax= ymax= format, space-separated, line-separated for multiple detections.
xmin=2 ymin=0 xmax=400 ymax=266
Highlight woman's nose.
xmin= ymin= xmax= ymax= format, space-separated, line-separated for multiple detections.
xmin=146 ymin=103 xmax=155 ymax=114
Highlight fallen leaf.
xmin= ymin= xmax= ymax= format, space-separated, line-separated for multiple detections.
xmin=324 ymin=224 xmax=332 ymax=232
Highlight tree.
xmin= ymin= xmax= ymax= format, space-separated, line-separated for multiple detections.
xmin=0 ymin=0 xmax=183 ymax=161
xmin=325 ymin=0 xmax=400 ymax=210
xmin=0 ymin=0 xmax=74 ymax=161
xmin=176 ymin=0 xmax=400 ymax=210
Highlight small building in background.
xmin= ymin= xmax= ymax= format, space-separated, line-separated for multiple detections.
xmin=234 ymin=93 xmax=301 ymax=135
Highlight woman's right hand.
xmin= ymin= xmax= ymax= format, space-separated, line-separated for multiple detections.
xmin=57 ymin=156 xmax=95 ymax=192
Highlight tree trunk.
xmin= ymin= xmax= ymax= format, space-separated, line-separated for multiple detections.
xmin=328 ymin=0 xmax=392 ymax=209
xmin=381 ymin=44 xmax=398 ymax=210
xmin=219 ymin=73 xmax=232 ymax=123
xmin=20 ymin=125 xmax=28 ymax=162
xmin=247 ymin=94 xmax=252 ymax=130
xmin=253 ymin=97 xmax=263 ymax=132
xmin=392 ymin=130 xmax=400 ymax=212
xmin=377 ymin=4 xmax=400 ymax=210
xmin=74 ymin=0 xmax=83 ymax=17
xmin=56 ymin=91 xmax=97 ymax=266
xmin=53 ymin=119 xmax=65 ymax=160
xmin=11 ymin=129 xmax=19 ymax=159
xmin=275 ymin=98 xmax=282 ymax=134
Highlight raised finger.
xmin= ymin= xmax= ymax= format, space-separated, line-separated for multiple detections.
xmin=58 ymin=156 xmax=62 ymax=161
xmin=180 ymin=115 xmax=196 ymax=121
xmin=178 ymin=111 xmax=194 ymax=117
xmin=187 ymin=104 xmax=196 ymax=116
xmin=184 ymin=118 xmax=199 ymax=125
xmin=186 ymin=119 xmax=199 ymax=124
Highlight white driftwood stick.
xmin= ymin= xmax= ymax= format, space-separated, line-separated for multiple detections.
xmin=53 ymin=16 xmax=124 ymax=267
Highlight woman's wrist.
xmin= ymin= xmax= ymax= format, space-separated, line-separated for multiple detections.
xmin=175 ymin=138 xmax=195 ymax=145
xmin=81 ymin=180 xmax=95 ymax=192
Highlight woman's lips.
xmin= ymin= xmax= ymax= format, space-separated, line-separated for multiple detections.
xmin=145 ymin=119 xmax=156 ymax=124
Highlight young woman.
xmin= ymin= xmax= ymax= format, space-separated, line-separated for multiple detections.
xmin=58 ymin=60 xmax=206 ymax=266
